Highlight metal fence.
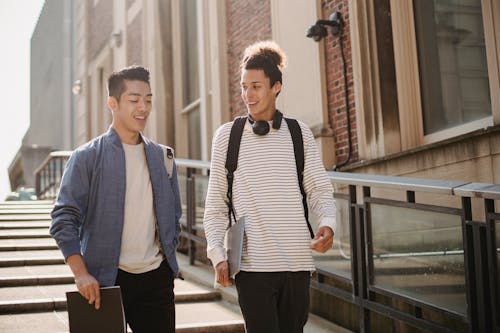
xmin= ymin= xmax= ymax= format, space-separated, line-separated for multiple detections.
xmin=34 ymin=151 xmax=71 ymax=200
xmin=35 ymin=152 xmax=500 ymax=332
xmin=175 ymin=159 xmax=500 ymax=333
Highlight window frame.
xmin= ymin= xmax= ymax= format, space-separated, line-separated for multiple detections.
xmin=351 ymin=0 xmax=500 ymax=160
xmin=390 ymin=0 xmax=500 ymax=149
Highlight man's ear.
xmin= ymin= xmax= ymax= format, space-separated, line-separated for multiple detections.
xmin=107 ymin=96 xmax=118 ymax=112
xmin=272 ymin=81 xmax=282 ymax=97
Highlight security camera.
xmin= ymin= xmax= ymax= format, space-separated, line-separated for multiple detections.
xmin=306 ymin=24 xmax=327 ymax=42
xmin=306 ymin=12 xmax=343 ymax=42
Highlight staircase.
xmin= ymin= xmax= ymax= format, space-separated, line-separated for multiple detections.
xmin=0 ymin=200 xmax=245 ymax=333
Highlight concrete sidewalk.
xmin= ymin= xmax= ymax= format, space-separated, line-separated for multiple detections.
xmin=177 ymin=253 xmax=353 ymax=333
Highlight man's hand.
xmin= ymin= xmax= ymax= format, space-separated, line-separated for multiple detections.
xmin=310 ymin=226 xmax=334 ymax=253
xmin=215 ymin=261 xmax=232 ymax=287
xmin=67 ymin=254 xmax=101 ymax=309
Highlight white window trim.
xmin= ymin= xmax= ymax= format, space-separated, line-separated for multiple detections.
xmin=171 ymin=0 xmax=228 ymax=160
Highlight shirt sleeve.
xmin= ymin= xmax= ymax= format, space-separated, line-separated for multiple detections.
xmin=203 ymin=124 xmax=231 ymax=267
xmin=49 ymin=149 xmax=92 ymax=260
xmin=300 ymin=122 xmax=337 ymax=233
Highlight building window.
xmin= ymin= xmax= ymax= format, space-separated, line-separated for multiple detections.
xmin=414 ymin=0 xmax=491 ymax=136
xmin=180 ymin=0 xmax=202 ymax=160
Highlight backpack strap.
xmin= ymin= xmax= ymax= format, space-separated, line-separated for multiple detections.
xmin=161 ymin=145 xmax=175 ymax=179
xmin=225 ymin=117 xmax=247 ymax=228
xmin=285 ymin=118 xmax=314 ymax=239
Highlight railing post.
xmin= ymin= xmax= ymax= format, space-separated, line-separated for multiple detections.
xmin=462 ymin=197 xmax=480 ymax=333
xmin=485 ymin=198 xmax=498 ymax=332
xmin=186 ymin=168 xmax=197 ymax=265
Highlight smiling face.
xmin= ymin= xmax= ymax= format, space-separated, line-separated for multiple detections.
xmin=240 ymin=68 xmax=281 ymax=122
xmin=108 ymin=79 xmax=152 ymax=144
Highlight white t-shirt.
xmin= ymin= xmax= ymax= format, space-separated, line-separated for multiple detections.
xmin=119 ymin=142 xmax=163 ymax=273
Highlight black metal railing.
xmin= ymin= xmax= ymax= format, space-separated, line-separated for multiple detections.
xmin=34 ymin=151 xmax=71 ymax=200
xmin=175 ymin=159 xmax=500 ymax=333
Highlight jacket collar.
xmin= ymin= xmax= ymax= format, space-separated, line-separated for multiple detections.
xmin=105 ymin=126 xmax=151 ymax=148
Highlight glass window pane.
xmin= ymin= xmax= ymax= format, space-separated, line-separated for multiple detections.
xmin=181 ymin=0 xmax=200 ymax=106
xmin=313 ymin=197 xmax=352 ymax=280
xmin=414 ymin=0 xmax=491 ymax=135
xmin=370 ymin=203 xmax=466 ymax=315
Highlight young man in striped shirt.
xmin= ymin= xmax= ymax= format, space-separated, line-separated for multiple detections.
xmin=203 ymin=41 xmax=336 ymax=333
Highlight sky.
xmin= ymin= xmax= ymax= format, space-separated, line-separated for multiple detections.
xmin=0 ymin=1 xmax=45 ymax=200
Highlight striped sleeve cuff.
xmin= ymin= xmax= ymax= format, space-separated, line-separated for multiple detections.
xmin=207 ymin=246 xmax=227 ymax=268
xmin=318 ymin=217 xmax=336 ymax=234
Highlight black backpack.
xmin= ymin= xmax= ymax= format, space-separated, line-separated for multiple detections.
xmin=224 ymin=116 xmax=314 ymax=238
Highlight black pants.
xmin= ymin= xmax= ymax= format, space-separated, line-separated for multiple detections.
xmin=115 ymin=260 xmax=175 ymax=333
xmin=235 ymin=271 xmax=310 ymax=333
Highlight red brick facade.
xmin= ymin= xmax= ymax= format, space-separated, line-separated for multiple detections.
xmin=225 ymin=0 xmax=358 ymax=166
xmin=322 ymin=0 xmax=358 ymax=165
xmin=225 ymin=0 xmax=272 ymax=118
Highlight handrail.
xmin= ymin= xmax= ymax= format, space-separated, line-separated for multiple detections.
xmin=34 ymin=151 xmax=72 ymax=175
xmin=34 ymin=151 xmax=72 ymax=200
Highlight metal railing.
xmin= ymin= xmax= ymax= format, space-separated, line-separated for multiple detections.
xmin=34 ymin=152 xmax=500 ymax=332
xmin=34 ymin=151 xmax=71 ymax=200
xmin=175 ymin=159 xmax=500 ymax=333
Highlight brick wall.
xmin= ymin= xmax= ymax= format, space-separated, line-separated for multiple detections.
xmin=321 ymin=0 xmax=359 ymax=165
xmin=225 ymin=0 xmax=272 ymax=119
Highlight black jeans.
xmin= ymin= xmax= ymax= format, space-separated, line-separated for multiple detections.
xmin=235 ymin=271 xmax=310 ymax=333
xmin=115 ymin=260 xmax=175 ymax=333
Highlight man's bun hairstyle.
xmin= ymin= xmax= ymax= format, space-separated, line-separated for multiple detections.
xmin=241 ymin=40 xmax=287 ymax=92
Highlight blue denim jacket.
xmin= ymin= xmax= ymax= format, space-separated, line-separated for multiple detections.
xmin=50 ymin=127 xmax=182 ymax=286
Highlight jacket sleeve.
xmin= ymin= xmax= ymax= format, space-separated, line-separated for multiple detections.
xmin=49 ymin=149 xmax=91 ymax=260
xmin=203 ymin=124 xmax=231 ymax=268
xmin=301 ymin=123 xmax=337 ymax=232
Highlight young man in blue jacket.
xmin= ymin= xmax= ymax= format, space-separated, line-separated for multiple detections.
xmin=50 ymin=65 xmax=181 ymax=333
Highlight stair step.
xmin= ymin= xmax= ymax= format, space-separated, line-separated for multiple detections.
xmin=0 ymin=238 xmax=57 ymax=247
xmin=0 ymin=221 xmax=50 ymax=229
xmin=0 ymin=257 xmax=65 ymax=267
xmin=0 ymin=250 xmax=62 ymax=260
xmin=0 ymin=289 xmax=222 ymax=313
xmin=0 ymin=274 xmax=74 ymax=287
xmin=0 ymin=264 xmax=71 ymax=278
xmin=0 ymin=229 xmax=51 ymax=239
xmin=0 ymin=243 xmax=58 ymax=251
xmin=0 ymin=200 xmax=53 ymax=206
xmin=0 ymin=310 xmax=245 ymax=333
xmin=0 ymin=310 xmax=69 ymax=333
xmin=0 ymin=215 xmax=51 ymax=221
xmin=0 ymin=209 xmax=52 ymax=215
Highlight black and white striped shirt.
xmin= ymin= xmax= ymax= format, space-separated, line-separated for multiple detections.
xmin=203 ymin=117 xmax=336 ymax=272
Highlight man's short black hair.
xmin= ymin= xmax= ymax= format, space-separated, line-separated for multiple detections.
xmin=108 ymin=65 xmax=150 ymax=101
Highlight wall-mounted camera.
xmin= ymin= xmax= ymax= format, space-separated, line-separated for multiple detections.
xmin=306 ymin=12 xmax=343 ymax=41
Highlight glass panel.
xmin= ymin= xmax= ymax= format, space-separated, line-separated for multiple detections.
xmin=180 ymin=0 xmax=200 ymax=106
xmin=188 ymin=106 xmax=202 ymax=160
xmin=370 ymin=203 xmax=466 ymax=315
xmin=313 ymin=197 xmax=352 ymax=280
xmin=194 ymin=173 xmax=209 ymax=230
xmin=414 ymin=0 xmax=491 ymax=135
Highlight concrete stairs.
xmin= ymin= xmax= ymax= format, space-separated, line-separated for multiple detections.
xmin=0 ymin=201 xmax=245 ymax=333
